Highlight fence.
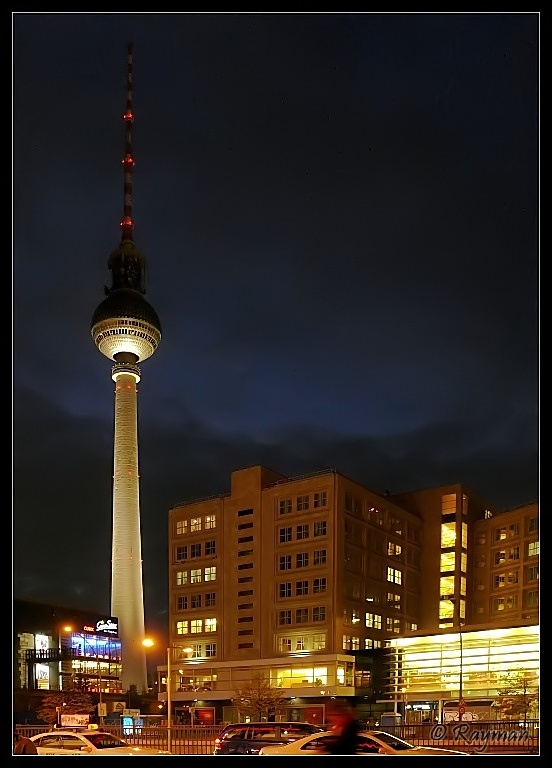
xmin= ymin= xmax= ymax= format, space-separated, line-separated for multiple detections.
xmin=14 ymin=720 xmax=539 ymax=756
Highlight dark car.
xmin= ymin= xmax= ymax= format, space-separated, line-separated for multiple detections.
xmin=213 ymin=721 xmax=326 ymax=755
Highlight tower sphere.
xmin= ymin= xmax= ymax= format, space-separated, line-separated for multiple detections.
xmin=91 ymin=288 xmax=161 ymax=363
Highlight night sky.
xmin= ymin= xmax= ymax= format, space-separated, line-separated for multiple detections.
xmin=13 ymin=13 xmax=539 ymax=668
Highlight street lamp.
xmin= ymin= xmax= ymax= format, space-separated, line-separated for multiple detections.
xmin=166 ymin=645 xmax=192 ymax=753
xmin=143 ymin=639 xmax=193 ymax=753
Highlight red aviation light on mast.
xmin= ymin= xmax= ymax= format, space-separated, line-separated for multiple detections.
xmin=122 ymin=154 xmax=135 ymax=168
xmin=120 ymin=216 xmax=133 ymax=230
xmin=123 ymin=109 xmax=134 ymax=122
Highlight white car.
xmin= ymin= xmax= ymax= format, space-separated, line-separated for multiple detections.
xmin=29 ymin=728 xmax=173 ymax=755
xmin=258 ymin=729 xmax=470 ymax=755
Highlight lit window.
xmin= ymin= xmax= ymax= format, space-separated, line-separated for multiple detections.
xmin=280 ymin=637 xmax=292 ymax=652
xmin=527 ymin=541 xmax=539 ymax=557
xmin=441 ymin=494 xmax=456 ymax=515
xmin=365 ymin=613 xmax=382 ymax=630
xmin=191 ymin=517 xmax=202 ymax=532
xmin=386 ymin=567 xmax=402 ymax=585
xmin=204 ymin=566 xmax=216 ymax=581
xmin=387 ymin=541 xmax=402 ymax=557
xmin=205 ymin=514 xmax=216 ymax=530
xmin=176 ymin=571 xmax=188 ymax=586
xmin=176 ymin=620 xmax=189 ymax=635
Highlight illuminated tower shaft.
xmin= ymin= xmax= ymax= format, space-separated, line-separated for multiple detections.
xmin=91 ymin=44 xmax=161 ymax=693
xmin=111 ymin=362 xmax=145 ymax=689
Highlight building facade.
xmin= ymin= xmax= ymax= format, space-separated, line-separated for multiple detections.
xmin=387 ymin=622 xmax=539 ymax=722
xmin=163 ymin=465 xmax=538 ymax=722
xmin=471 ymin=502 xmax=539 ymax=625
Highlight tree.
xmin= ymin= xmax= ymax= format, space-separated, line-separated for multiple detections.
xmin=36 ymin=689 xmax=95 ymax=726
xmin=493 ymin=671 xmax=539 ymax=723
xmin=233 ymin=671 xmax=288 ymax=721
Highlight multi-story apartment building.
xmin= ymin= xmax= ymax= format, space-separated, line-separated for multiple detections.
xmin=165 ymin=465 xmax=537 ymax=722
xmin=471 ymin=502 xmax=539 ymax=624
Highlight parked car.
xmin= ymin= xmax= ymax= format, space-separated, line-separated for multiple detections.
xmin=213 ymin=721 xmax=326 ymax=755
xmin=29 ymin=728 xmax=173 ymax=755
xmin=258 ymin=729 xmax=471 ymax=755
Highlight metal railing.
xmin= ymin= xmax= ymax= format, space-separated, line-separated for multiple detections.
xmin=14 ymin=720 xmax=539 ymax=756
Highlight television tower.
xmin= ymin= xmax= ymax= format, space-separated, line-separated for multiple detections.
xmin=91 ymin=43 xmax=161 ymax=693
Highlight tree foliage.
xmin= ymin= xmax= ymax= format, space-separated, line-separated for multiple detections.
xmin=36 ymin=689 xmax=95 ymax=726
xmin=233 ymin=671 xmax=288 ymax=720
xmin=493 ymin=671 xmax=539 ymax=722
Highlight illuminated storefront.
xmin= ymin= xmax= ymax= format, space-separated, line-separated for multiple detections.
xmin=21 ymin=613 xmax=123 ymax=694
xmin=63 ymin=617 xmax=123 ymax=694
xmin=387 ymin=624 xmax=539 ymax=721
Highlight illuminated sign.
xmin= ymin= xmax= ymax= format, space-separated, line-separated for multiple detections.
xmin=36 ymin=664 xmax=50 ymax=690
xmin=77 ymin=617 xmax=119 ymax=635
xmin=35 ymin=634 xmax=49 ymax=651
xmin=96 ymin=618 xmax=118 ymax=635
xmin=61 ymin=714 xmax=90 ymax=727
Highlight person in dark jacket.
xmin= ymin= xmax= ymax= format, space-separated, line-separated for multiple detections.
xmin=325 ymin=703 xmax=361 ymax=754
xmin=13 ymin=732 xmax=38 ymax=754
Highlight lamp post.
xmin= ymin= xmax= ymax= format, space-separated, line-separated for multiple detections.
xmin=166 ymin=646 xmax=172 ymax=754
xmin=143 ymin=640 xmax=192 ymax=753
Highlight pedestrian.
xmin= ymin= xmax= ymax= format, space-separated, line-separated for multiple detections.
xmin=13 ymin=731 xmax=38 ymax=755
xmin=325 ymin=702 xmax=361 ymax=755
